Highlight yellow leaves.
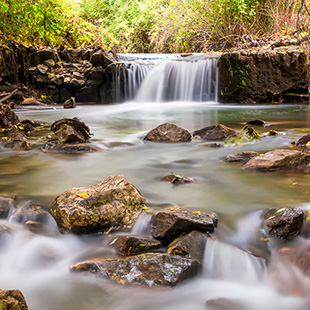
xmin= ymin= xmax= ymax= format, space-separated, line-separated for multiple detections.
xmin=275 ymin=208 xmax=286 ymax=214
xmin=194 ymin=211 xmax=200 ymax=214
xmin=76 ymin=192 xmax=88 ymax=198
xmin=171 ymin=0 xmax=175 ymax=5
xmin=290 ymin=182 xmax=298 ymax=188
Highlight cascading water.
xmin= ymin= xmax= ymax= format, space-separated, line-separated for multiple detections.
xmin=203 ymin=238 xmax=266 ymax=283
xmin=114 ymin=54 xmax=219 ymax=103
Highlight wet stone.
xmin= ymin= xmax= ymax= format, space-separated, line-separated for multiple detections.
xmin=167 ymin=230 xmax=207 ymax=264
xmin=246 ymin=119 xmax=268 ymax=127
xmin=49 ymin=175 xmax=146 ymax=234
xmin=193 ymin=124 xmax=236 ymax=141
xmin=71 ymin=253 xmax=199 ymax=287
xmin=243 ymin=149 xmax=310 ymax=171
xmin=109 ymin=235 xmax=161 ymax=256
xmin=149 ymin=207 xmax=217 ymax=241
xmin=224 ymin=151 xmax=260 ymax=164
xmin=0 ymin=289 xmax=28 ymax=310
xmin=263 ymin=207 xmax=304 ymax=240
xmin=144 ymin=123 xmax=191 ymax=142
xmin=63 ymin=97 xmax=76 ymax=109
xmin=296 ymin=134 xmax=310 ymax=147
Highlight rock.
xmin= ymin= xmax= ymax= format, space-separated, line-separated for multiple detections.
xmin=243 ymin=149 xmax=310 ymax=171
xmin=41 ymin=143 xmax=99 ymax=154
xmin=90 ymin=50 xmax=114 ymax=67
xmin=49 ymin=175 xmax=146 ymax=234
xmin=21 ymin=98 xmax=45 ymax=106
xmin=0 ymin=105 xmax=19 ymax=129
xmin=206 ymin=298 xmax=246 ymax=310
xmin=246 ymin=119 xmax=268 ymax=126
xmin=9 ymin=200 xmax=58 ymax=235
xmin=36 ymin=64 xmax=49 ymax=75
xmin=0 ymin=196 xmax=14 ymax=219
xmin=31 ymin=48 xmax=57 ymax=66
xmin=219 ymin=51 xmax=309 ymax=104
xmin=296 ymin=134 xmax=310 ymax=147
xmin=43 ymin=59 xmax=56 ymax=67
xmin=203 ymin=142 xmax=223 ymax=148
xmin=0 ymin=289 xmax=28 ymax=310
xmin=71 ymin=253 xmax=199 ymax=287
xmin=167 ymin=230 xmax=207 ymax=264
xmin=263 ymin=207 xmax=304 ymax=240
xmin=224 ymin=151 xmax=260 ymax=164
xmin=109 ymin=235 xmax=161 ymax=256
xmin=144 ymin=123 xmax=191 ymax=142
xmin=193 ymin=124 xmax=236 ymax=141
xmin=161 ymin=173 xmax=195 ymax=185
xmin=278 ymin=243 xmax=310 ymax=276
xmin=149 ymin=207 xmax=217 ymax=241
xmin=50 ymin=118 xmax=91 ymax=143
xmin=63 ymin=97 xmax=76 ymax=109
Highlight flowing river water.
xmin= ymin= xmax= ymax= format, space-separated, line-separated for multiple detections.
xmin=1 ymin=55 xmax=310 ymax=309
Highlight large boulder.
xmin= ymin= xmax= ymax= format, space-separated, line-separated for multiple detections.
xmin=49 ymin=175 xmax=146 ymax=234
xmin=193 ymin=124 xmax=236 ymax=141
xmin=263 ymin=207 xmax=304 ymax=240
xmin=71 ymin=253 xmax=199 ymax=287
xmin=167 ymin=230 xmax=207 ymax=264
xmin=109 ymin=235 xmax=161 ymax=256
xmin=144 ymin=123 xmax=191 ymax=142
xmin=243 ymin=149 xmax=310 ymax=171
xmin=31 ymin=48 xmax=57 ymax=66
xmin=149 ymin=207 xmax=217 ymax=241
xmin=0 ymin=289 xmax=28 ymax=310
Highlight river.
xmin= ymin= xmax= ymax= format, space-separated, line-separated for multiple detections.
xmin=0 ymin=55 xmax=310 ymax=309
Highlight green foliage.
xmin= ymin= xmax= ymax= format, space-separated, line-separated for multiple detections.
xmin=0 ymin=0 xmax=115 ymax=47
xmin=79 ymin=0 xmax=158 ymax=52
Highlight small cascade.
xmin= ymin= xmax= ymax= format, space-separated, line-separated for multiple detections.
xmin=136 ymin=55 xmax=219 ymax=102
xmin=130 ymin=212 xmax=152 ymax=235
xmin=203 ymin=238 xmax=266 ymax=283
xmin=114 ymin=54 xmax=219 ymax=103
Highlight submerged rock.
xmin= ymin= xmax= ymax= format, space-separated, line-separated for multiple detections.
xmin=161 ymin=173 xmax=195 ymax=185
xmin=144 ymin=123 xmax=191 ymax=142
xmin=246 ymin=119 xmax=268 ymax=127
xmin=243 ymin=149 xmax=310 ymax=171
xmin=167 ymin=230 xmax=207 ymax=264
xmin=263 ymin=208 xmax=304 ymax=240
xmin=224 ymin=151 xmax=260 ymax=164
xmin=49 ymin=175 xmax=146 ymax=234
xmin=109 ymin=235 xmax=161 ymax=256
xmin=149 ymin=207 xmax=217 ymax=241
xmin=206 ymin=298 xmax=246 ymax=310
xmin=193 ymin=124 xmax=236 ymax=141
xmin=71 ymin=253 xmax=199 ymax=287
xmin=0 ymin=289 xmax=28 ymax=310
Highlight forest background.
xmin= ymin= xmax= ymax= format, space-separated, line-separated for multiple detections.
xmin=0 ymin=0 xmax=309 ymax=53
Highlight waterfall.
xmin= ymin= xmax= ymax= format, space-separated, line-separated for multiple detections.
xmin=114 ymin=54 xmax=219 ymax=103
xmin=203 ymin=238 xmax=266 ymax=283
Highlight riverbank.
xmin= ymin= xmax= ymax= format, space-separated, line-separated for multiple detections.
xmin=1 ymin=42 xmax=309 ymax=105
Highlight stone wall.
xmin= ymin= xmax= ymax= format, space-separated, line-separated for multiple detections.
xmin=218 ymin=49 xmax=310 ymax=103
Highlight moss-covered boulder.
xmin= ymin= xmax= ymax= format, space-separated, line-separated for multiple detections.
xmin=49 ymin=175 xmax=146 ymax=234
xmin=0 ymin=289 xmax=28 ymax=310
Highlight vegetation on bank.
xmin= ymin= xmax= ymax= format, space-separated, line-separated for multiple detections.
xmin=0 ymin=0 xmax=309 ymax=52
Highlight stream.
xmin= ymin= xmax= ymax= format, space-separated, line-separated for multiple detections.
xmin=1 ymin=54 xmax=310 ymax=309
